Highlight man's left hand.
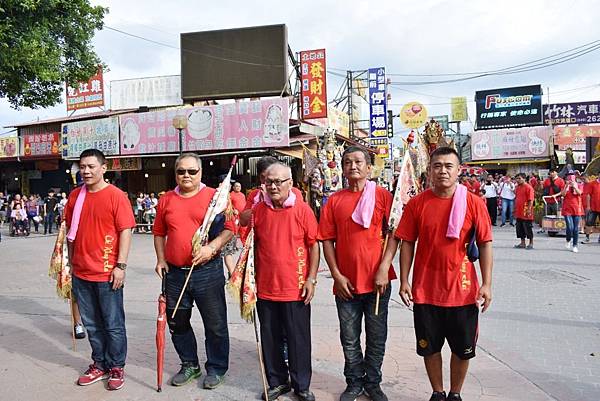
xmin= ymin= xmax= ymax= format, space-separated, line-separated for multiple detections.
xmin=302 ymin=281 xmax=315 ymax=305
xmin=374 ymin=267 xmax=389 ymax=295
xmin=192 ymin=245 xmax=214 ymax=266
xmin=477 ymin=284 xmax=492 ymax=313
xmin=110 ymin=268 xmax=126 ymax=290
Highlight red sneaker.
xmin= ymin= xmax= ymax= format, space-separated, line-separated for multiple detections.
xmin=107 ymin=367 xmax=125 ymax=391
xmin=78 ymin=363 xmax=108 ymax=386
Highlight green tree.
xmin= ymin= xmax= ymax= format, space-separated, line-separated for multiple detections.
xmin=0 ymin=0 xmax=107 ymax=109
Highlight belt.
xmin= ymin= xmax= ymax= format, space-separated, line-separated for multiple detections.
xmin=167 ymin=263 xmax=194 ymax=270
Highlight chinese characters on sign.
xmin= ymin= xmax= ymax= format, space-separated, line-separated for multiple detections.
xmin=22 ymin=132 xmax=60 ymax=158
xmin=471 ymin=126 xmax=551 ymax=161
xmin=475 ymin=85 xmax=543 ymax=129
xmin=553 ymin=125 xmax=600 ymax=146
xmin=300 ymin=49 xmax=327 ymax=119
xmin=451 ymin=97 xmax=468 ymax=121
xmin=107 ymin=158 xmax=142 ymax=171
xmin=368 ymin=67 xmax=387 ymax=138
xmin=66 ymin=68 xmax=105 ymax=111
xmin=61 ymin=116 xmax=120 ymax=158
xmin=400 ymin=101 xmax=428 ymax=129
xmin=543 ymin=101 xmax=600 ymax=125
xmin=0 ymin=136 xmax=18 ymax=158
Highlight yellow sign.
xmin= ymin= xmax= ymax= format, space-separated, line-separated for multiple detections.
xmin=0 ymin=136 xmax=18 ymax=158
xmin=451 ymin=97 xmax=468 ymax=122
xmin=400 ymin=102 xmax=428 ymax=128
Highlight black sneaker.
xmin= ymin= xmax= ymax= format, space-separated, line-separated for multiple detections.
xmin=203 ymin=373 xmax=225 ymax=389
xmin=340 ymin=385 xmax=363 ymax=401
xmin=171 ymin=362 xmax=202 ymax=386
xmin=429 ymin=391 xmax=447 ymax=401
xmin=365 ymin=385 xmax=388 ymax=401
xmin=295 ymin=389 xmax=316 ymax=401
xmin=447 ymin=392 xmax=462 ymax=401
xmin=262 ymin=383 xmax=291 ymax=400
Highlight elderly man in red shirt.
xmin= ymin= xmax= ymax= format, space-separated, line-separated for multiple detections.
xmin=253 ymin=162 xmax=319 ymax=401
xmin=513 ymin=173 xmax=535 ymax=249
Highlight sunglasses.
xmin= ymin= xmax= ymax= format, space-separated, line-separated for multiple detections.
xmin=176 ymin=169 xmax=200 ymax=176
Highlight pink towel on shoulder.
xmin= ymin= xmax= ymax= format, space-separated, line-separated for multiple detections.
xmin=446 ymin=184 xmax=468 ymax=239
xmin=263 ymin=188 xmax=297 ymax=209
xmin=67 ymin=185 xmax=87 ymax=242
xmin=351 ymin=180 xmax=377 ymax=229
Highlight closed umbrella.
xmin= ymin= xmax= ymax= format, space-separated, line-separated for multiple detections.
xmin=156 ymin=274 xmax=167 ymax=392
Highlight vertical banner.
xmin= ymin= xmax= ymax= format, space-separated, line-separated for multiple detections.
xmin=451 ymin=96 xmax=468 ymax=121
xmin=300 ymin=49 xmax=327 ymax=119
xmin=368 ymin=67 xmax=387 ymax=138
xmin=66 ymin=68 xmax=105 ymax=111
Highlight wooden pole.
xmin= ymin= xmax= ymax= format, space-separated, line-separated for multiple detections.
xmin=253 ymin=310 xmax=270 ymax=401
xmin=170 ymin=262 xmax=197 ymax=319
xmin=375 ymin=234 xmax=390 ymax=316
xmin=69 ymin=291 xmax=76 ymax=351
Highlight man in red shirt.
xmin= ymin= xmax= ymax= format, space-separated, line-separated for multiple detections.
xmin=65 ymin=149 xmax=136 ymax=391
xmin=153 ymin=153 xmax=234 ymax=389
xmin=318 ymin=146 xmax=395 ymax=401
xmin=543 ymin=169 xmax=565 ymax=215
xmin=583 ymin=175 xmax=600 ymax=243
xmin=253 ymin=163 xmax=319 ymax=401
xmin=223 ymin=181 xmax=246 ymax=276
xmin=381 ymin=147 xmax=493 ymax=401
xmin=513 ymin=173 xmax=535 ymax=249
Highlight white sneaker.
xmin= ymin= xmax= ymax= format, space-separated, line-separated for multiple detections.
xmin=565 ymin=241 xmax=572 ymax=249
xmin=572 ymin=246 xmax=579 ymax=253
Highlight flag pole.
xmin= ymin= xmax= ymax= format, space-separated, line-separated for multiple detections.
xmin=69 ymin=290 xmax=76 ymax=351
xmin=253 ymin=310 xmax=270 ymax=401
xmin=375 ymin=234 xmax=390 ymax=316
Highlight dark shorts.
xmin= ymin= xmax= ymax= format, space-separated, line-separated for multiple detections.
xmin=413 ymin=303 xmax=479 ymax=360
xmin=516 ymin=218 xmax=533 ymax=239
xmin=585 ymin=210 xmax=600 ymax=227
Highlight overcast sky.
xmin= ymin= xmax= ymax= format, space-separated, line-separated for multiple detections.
xmin=2 ymin=0 xmax=600 ymax=141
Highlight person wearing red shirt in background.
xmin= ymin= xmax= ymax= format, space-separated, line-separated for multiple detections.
xmin=513 ymin=173 xmax=535 ymax=249
xmin=468 ymin=175 xmax=481 ymax=195
xmin=561 ymin=171 xmax=585 ymax=253
xmin=318 ymin=146 xmax=395 ymax=401
xmin=253 ymin=163 xmax=319 ymax=401
xmin=222 ymin=181 xmax=246 ymax=276
xmin=582 ymin=174 xmax=600 ymax=243
xmin=381 ymin=147 xmax=493 ymax=401
xmin=459 ymin=176 xmax=472 ymax=193
xmin=153 ymin=153 xmax=234 ymax=389
xmin=65 ymin=149 xmax=136 ymax=391
xmin=543 ymin=169 xmax=565 ymax=215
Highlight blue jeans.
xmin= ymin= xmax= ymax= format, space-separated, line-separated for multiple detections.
xmin=165 ymin=260 xmax=229 ymax=375
xmin=335 ymin=286 xmax=391 ymax=390
xmin=44 ymin=211 xmax=55 ymax=234
xmin=564 ymin=215 xmax=581 ymax=245
xmin=501 ymin=198 xmax=514 ymax=225
xmin=72 ymin=276 xmax=127 ymax=369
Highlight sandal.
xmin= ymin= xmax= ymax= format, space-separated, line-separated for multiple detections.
xmin=513 ymin=244 xmax=526 ymax=248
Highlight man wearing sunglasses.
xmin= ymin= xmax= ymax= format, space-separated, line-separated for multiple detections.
xmin=253 ymin=163 xmax=319 ymax=401
xmin=152 ymin=153 xmax=234 ymax=390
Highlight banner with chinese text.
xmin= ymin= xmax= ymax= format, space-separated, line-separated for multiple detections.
xmin=107 ymin=158 xmax=142 ymax=171
xmin=368 ymin=67 xmax=387 ymax=138
xmin=0 ymin=136 xmax=18 ymax=158
xmin=451 ymin=97 xmax=468 ymax=121
xmin=475 ymin=85 xmax=543 ymax=129
xmin=543 ymin=101 xmax=600 ymax=125
xmin=554 ymin=125 xmax=600 ymax=146
xmin=66 ymin=68 xmax=105 ymax=111
xmin=471 ymin=126 xmax=551 ymax=161
xmin=22 ymin=132 xmax=60 ymax=158
xmin=300 ymin=49 xmax=327 ymax=119
xmin=62 ymin=117 xmax=120 ymax=158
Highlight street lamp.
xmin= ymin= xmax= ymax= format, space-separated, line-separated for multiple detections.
xmin=172 ymin=115 xmax=188 ymax=155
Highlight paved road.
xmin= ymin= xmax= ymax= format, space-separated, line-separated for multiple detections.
xmin=0 ymin=225 xmax=597 ymax=400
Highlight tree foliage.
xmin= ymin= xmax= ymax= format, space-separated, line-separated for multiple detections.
xmin=0 ymin=0 xmax=107 ymax=109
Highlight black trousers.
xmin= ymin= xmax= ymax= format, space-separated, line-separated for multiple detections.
xmin=486 ymin=197 xmax=498 ymax=225
xmin=516 ymin=218 xmax=533 ymax=240
xmin=257 ymin=299 xmax=312 ymax=392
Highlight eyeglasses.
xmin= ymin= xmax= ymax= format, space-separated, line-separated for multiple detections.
xmin=265 ymin=178 xmax=291 ymax=187
xmin=176 ymin=169 xmax=200 ymax=176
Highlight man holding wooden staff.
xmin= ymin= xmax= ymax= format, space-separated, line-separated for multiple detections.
xmin=318 ymin=146 xmax=395 ymax=401
xmin=152 ymin=153 xmax=233 ymax=389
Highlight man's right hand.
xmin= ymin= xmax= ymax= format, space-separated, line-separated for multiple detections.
xmin=155 ymin=260 xmax=169 ymax=279
xmin=399 ymin=281 xmax=413 ymax=307
xmin=333 ymin=273 xmax=355 ymax=301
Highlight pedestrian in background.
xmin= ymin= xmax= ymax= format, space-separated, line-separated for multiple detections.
xmin=43 ymin=189 xmax=58 ymax=235
xmin=513 ymin=173 xmax=535 ymax=249
xmin=561 ymin=171 xmax=584 ymax=253
xmin=499 ymin=176 xmax=516 ymax=227
xmin=483 ymin=176 xmax=499 ymax=226
xmin=543 ymin=169 xmax=564 ymax=215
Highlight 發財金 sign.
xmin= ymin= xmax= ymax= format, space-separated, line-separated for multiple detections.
xmin=300 ymin=49 xmax=327 ymax=119
xmin=475 ymin=85 xmax=543 ymax=129
xmin=66 ymin=68 xmax=105 ymax=111
xmin=543 ymin=101 xmax=600 ymax=125
xmin=368 ymin=67 xmax=387 ymax=138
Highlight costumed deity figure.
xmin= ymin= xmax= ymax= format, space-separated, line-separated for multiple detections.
xmin=319 ymin=129 xmax=344 ymax=198
xmin=424 ymin=119 xmax=444 ymax=154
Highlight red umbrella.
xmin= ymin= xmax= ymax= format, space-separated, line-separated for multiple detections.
xmin=156 ymin=275 xmax=167 ymax=392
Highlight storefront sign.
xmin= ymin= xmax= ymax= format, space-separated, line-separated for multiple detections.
xmin=300 ymin=49 xmax=327 ymax=119
xmin=475 ymin=85 xmax=543 ymax=129
xmin=107 ymin=158 xmax=141 ymax=171
xmin=451 ymin=96 xmax=468 ymax=121
xmin=554 ymin=125 xmax=600 ymax=145
xmin=471 ymin=126 xmax=551 ymax=161
xmin=66 ymin=68 xmax=105 ymax=111
xmin=544 ymin=101 xmax=600 ymax=125
xmin=429 ymin=115 xmax=449 ymax=131
xmin=62 ymin=116 xmax=120 ymax=158
xmin=368 ymin=67 xmax=388 ymax=138
xmin=400 ymin=101 xmax=428 ymax=129
xmin=119 ymin=98 xmax=289 ymax=155
xmin=556 ymin=150 xmax=587 ymax=164
xmin=110 ymin=75 xmax=182 ymax=110
xmin=22 ymin=132 xmax=60 ymax=158
xmin=312 ymin=106 xmax=350 ymax=138
xmin=0 ymin=136 xmax=18 ymax=158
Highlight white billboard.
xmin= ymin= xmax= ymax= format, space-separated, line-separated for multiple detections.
xmin=110 ymin=75 xmax=182 ymax=110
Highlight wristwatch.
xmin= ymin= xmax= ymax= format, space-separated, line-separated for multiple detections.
xmin=308 ymin=277 xmax=318 ymax=285
xmin=115 ymin=263 xmax=127 ymax=271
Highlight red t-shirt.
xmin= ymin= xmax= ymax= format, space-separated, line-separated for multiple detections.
xmin=543 ymin=177 xmax=565 ymax=204
xmin=587 ymin=180 xmax=600 ymax=212
xmin=562 ymin=184 xmax=584 ymax=216
xmin=65 ymin=185 xmax=136 ymax=282
xmin=469 ymin=180 xmax=480 ymax=194
xmin=394 ymin=189 xmax=493 ymax=307
xmin=317 ymin=186 xmax=396 ymax=295
xmin=230 ymin=191 xmax=247 ymax=235
xmin=253 ymin=200 xmax=318 ymax=301
xmin=153 ymin=188 xmax=236 ymax=266
xmin=514 ymin=183 xmax=535 ymax=220
xmin=529 ymin=177 xmax=539 ymax=190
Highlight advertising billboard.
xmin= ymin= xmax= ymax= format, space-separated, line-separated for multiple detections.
xmin=400 ymin=102 xmax=428 ymax=129
xmin=0 ymin=136 xmax=18 ymax=158
xmin=475 ymin=85 xmax=543 ymax=129
xmin=300 ymin=49 xmax=327 ymax=119
xmin=110 ymin=75 xmax=182 ymax=110
xmin=22 ymin=132 xmax=61 ymax=158
xmin=543 ymin=101 xmax=600 ymax=125
xmin=368 ymin=67 xmax=387 ymax=138
xmin=471 ymin=126 xmax=551 ymax=161
xmin=554 ymin=125 xmax=600 ymax=146
xmin=62 ymin=117 xmax=120 ymax=158
xmin=451 ymin=96 xmax=468 ymax=122
xmin=66 ymin=68 xmax=105 ymax=111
